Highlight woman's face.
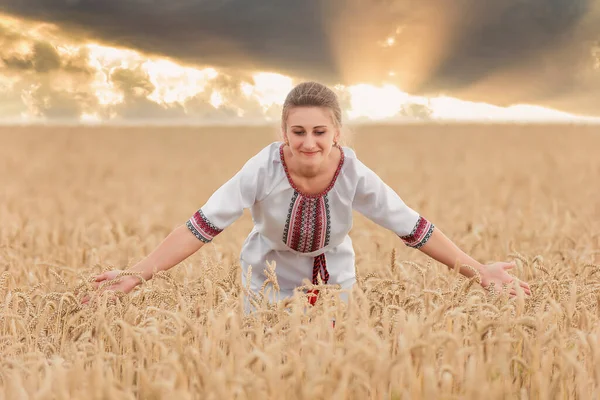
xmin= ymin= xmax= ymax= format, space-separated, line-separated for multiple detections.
xmin=283 ymin=106 xmax=340 ymax=169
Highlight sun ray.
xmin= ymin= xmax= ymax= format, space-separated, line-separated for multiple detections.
xmin=0 ymin=12 xmax=597 ymax=124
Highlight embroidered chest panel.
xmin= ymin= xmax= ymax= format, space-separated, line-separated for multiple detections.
xmin=278 ymin=143 xmax=344 ymax=253
xmin=283 ymin=191 xmax=331 ymax=253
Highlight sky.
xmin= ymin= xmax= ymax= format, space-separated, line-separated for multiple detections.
xmin=0 ymin=0 xmax=599 ymax=124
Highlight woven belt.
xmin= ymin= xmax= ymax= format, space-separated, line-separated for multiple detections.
xmin=307 ymin=253 xmax=329 ymax=305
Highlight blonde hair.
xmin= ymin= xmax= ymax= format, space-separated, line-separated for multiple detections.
xmin=281 ymin=81 xmax=343 ymax=129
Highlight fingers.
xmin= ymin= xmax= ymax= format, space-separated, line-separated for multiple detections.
xmin=519 ymin=281 xmax=531 ymax=294
xmin=503 ymin=262 xmax=516 ymax=270
xmin=91 ymin=272 xmax=108 ymax=289
xmin=80 ymin=285 xmax=120 ymax=305
xmin=82 ymin=271 xmax=125 ymax=305
xmin=506 ymin=288 xmax=527 ymax=298
xmin=498 ymin=279 xmax=531 ymax=298
xmin=499 ymin=261 xmax=533 ymax=296
xmin=84 ymin=272 xmax=113 ymax=303
xmin=513 ymin=278 xmax=531 ymax=295
xmin=510 ymin=281 xmax=531 ymax=297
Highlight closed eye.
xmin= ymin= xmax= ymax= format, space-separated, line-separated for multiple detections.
xmin=291 ymin=129 xmax=326 ymax=135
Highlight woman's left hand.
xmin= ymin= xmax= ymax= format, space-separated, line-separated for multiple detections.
xmin=479 ymin=261 xmax=531 ymax=297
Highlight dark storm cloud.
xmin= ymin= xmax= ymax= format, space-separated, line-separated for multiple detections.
xmin=0 ymin=0 xmax=337 ymax=80
xmin=0 ymin=21 xmax=271 ymax=122
xmin=421 ymin=0 xmax=591 ymax=91
xmin=184 ymin=74 xmax=268 ymax=121
xmin=111 ymin=67 xmax=155 ymax=98
xmin=2 ymin=41 xmax=61 ymax=72
xmin=0 ymin=22 xmax=93 ymax=75
xmin=1 ymin=0 xmax=599 ymax=117
xmin=386 ymin=0 xmax=600 ymax=116
xmin=0 ymin=22 xmax=97 ymax=120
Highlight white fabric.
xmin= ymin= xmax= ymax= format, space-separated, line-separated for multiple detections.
xmin=186 ymin=142 xmax=432 ymax=310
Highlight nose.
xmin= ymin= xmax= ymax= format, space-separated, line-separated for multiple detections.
xmin=303 ymin=134 xmax=316 ymax=149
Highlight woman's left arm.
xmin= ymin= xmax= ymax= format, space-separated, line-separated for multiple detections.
xmin=417 ymin=227 xmax=531 ymax=296
xmin=351 ymin=157 xmax=531 ymax=297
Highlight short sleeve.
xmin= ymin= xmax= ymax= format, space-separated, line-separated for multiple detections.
xmin=186 ymin=147 xmax=269 ymax=243
xmin=352 ymin=159 xmax=434 ymax=249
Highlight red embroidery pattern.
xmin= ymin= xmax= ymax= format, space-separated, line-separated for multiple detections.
xmin=280 ymin=143 xmax=343 ymax=253
xmin=186 ymin=209 xmax=223 ymax=243
xmin=283 ymin=193 xmax=330 ymax=253
xmin=400 ymin=216 xmax=434 ymax=248
xmin=279 ymin=144 xmax=344 ymax=306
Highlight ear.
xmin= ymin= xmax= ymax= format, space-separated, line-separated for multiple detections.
xmin=280 ymin=126 xmax=288 ymax=144
xmin=334 ymin=129 xmax=341 ymax=144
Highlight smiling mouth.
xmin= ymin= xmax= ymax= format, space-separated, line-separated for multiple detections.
xmin=302 ymin=151 xmax=319 ymax=156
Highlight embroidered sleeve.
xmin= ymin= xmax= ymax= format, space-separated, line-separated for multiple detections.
xmin=398 ymin=216 xmax=434 ymax=249
xmin=352 ymin=160 xmax=434 ymax=249
xmin=186 ymin=209 xmax=223 ymax=243
xmin=186 ymin=147 xmax=269 ymax=243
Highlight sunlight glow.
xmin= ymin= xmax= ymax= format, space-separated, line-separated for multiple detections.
xmin=209 ymin=91 xmax=224 ymax=108
xmin=377 ymin=26 xmax=403 ymax=48
xmin=240 ymin=82 xmax=254 ymax=98
xmin=80 ymin=112 xmax=101 ymax=124
xmin=246 ymin=72 xmax=294 ymax=111
xmin=342 ymin=83 xmax=591 ymax=122
xmin=144 ymin=60 xmax=218 ymax=104
xmin=56 ymin=44 xmax=82 ymax=58
xmin=86 ymin=44 xmax=141 ymax=69
xmin=346 ymin=84 xmax=418 ymax=120
xmin=428 ymin=97 xmax=585 ymax=122
xmin=0 ymin=13 xmax=595 ymax=124
xmin=87 ymin=44 xmax=138 ymax=106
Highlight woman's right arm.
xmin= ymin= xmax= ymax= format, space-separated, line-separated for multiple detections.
xmin=89 ymin=144 xmax=273 ymax=298
xmin=128 ymin=223 xmax=206 ymax=281
xmin=91 ymin=224 xmax=205 ymax=294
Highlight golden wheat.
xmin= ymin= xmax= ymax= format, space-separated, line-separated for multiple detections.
xmin=0 ymin=124 xmax=599 ymax=399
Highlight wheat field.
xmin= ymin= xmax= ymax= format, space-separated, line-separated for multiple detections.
xmin=1 ymin=124 xmax=599 ymax=399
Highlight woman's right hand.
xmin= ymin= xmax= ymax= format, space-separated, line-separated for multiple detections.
xmin=82 ymin=270 xmax=141 ymax=304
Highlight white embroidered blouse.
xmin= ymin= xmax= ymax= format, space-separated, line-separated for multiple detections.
xmin=186 ymin=142 xmax=434 ymax=305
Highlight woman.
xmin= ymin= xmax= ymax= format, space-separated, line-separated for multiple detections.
xmin=90 ymin=82 xmax=531 ymax=310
